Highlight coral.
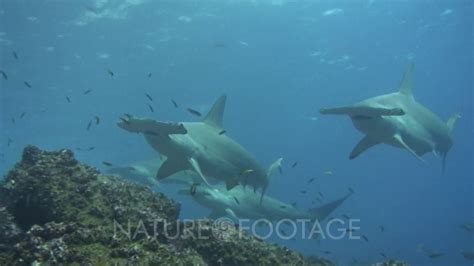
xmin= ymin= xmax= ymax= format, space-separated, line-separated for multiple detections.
xmin=0 ymin=145 xmax=333 ymax=265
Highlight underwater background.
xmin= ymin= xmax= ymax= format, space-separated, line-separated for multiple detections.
xmin=0 ymin=0 xmax=472 ymax=265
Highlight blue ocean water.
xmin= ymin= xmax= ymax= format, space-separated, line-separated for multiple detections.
xmin=0 ymin=0 xmax=472 ymax=265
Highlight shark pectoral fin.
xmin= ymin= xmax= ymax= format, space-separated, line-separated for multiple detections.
xmin=309 ymin=192 xmax=352 ymax=221
xmin=349 ymin=136 xmax=380 ymax=159
xmin=321 ymin=106 xmax=404 ymax=117
xmin=225 ymin=178 xmax=240 ymax=191
xmin=156 ymin=158 xmax=188 ymax=180
xmin=117 ymin=117 xmax=187 ymax=135
xmin=393 ymin=134 xmax=424 ymax=162
xmin=189 ymin=157 xmax=211 ymax=186
xmin=225 ymin=208 xmax=239 ymax=220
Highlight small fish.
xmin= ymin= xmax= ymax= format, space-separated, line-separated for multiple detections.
xmin=361 ymin=235 xmax=369 ymax=242
xmin=102 ymin=161 xmax=113 ymax=167
xmin=291 ymin=162 xmax=298 ymax=168
xmin=24 ymin=81 xmax=32 ymax=88
xmin=380 ymin=225 xmax=385 ymax=232
xmin=323 ymin=250 xmax=332 ymax=254
xmin=12 ymin=51 xmax=18 ymax=59
xmin=278 ymin=165 xmax=283 ymax=174
xmin=428 ymin=252 xmax=444 ymax=258
xmin=0 ymin=70 xmax=8 ymax=80
xmin=190 ymin=183 xmax=197 ymax=195
xmin=279 ymin=205 xmax=287 ymax=209
xmin=240 ymin=169 xmax=254 ymax=175
xmin=171 ymin=99 xmax=178 ymax=108
xmin=324 ymin=171 xmax=333 ymax=176
xmin=279 ymin=229 xmax=287 ymax=236
xmin=348 ymin=187 xmax=354 ymax=193
xmin=148 ymin=104 xmax=154 ymax=113
xmin=187 ymin=108 xmax=202 ymax=117
xmin=87 ymin=146 xmax=95 ymax=151
xmin=20 ymin=112 xmax=26 ymax=119
xmin=7 ymin=138 xmax=13 ymax=147
xmin=342 ymin=214 xmax=350 ymax=219
xmin=218 ymin=130 xmax=226 ymax=135
xmin=107 ymin=69 xmax=114 ymax=77
xmin=307 ymin=178 xmax=315 ymax=184
xmin=66 ymin=96 xmax=71 ymax=103
xmin=233 ymin=196 xmax=240 ymax=205
xmin=120 ymin=117 xmax=130 ymax=125
xmin=86 ymin=120 xmax=92 ymax=130
xmin=345 ymin=228 xmax=356 ymax=233
xmin=11 ymin=118 xmax=15 ymax=124
xmin=380 ymin=253 xmax=387 ymax=258
xmin=145 ymin=93 xmax=153 ymax=101
xmin=318 ymin=191 xmax=324 ymax=197
xmin=83 ymin=89 xmax=92 ymax=95
xmin=147 ymin=72 xmax=152 ymax=78
xmin=95 ymin=116 xmax=100 ymax=125
xmin=300 ymin=190 xmax=307 ymax=194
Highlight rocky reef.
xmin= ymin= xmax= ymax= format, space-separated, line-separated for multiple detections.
xmin=0 ymin=145 xmax=333 ymax=265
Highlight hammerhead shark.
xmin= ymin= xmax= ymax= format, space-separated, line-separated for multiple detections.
xmin=179 ymin=184 xmax=352 ymax=222
xmin=117 ymin=95 xmax=282 ymax=202
xmin=106 ymin=157 xmax=208 ymax=187
xmin=320 ymin=64 xmax=460 ymax=170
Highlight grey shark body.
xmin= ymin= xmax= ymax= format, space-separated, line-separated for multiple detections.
xmin=106 ymin=157 xmax=203 ymax=187
xmin=117 ymin=95 xmax=282 ymax=202
xmin=320 ymin=64 xmax=460 ymax=170
xmin=180 ymin=184 xmax=351 ymax=222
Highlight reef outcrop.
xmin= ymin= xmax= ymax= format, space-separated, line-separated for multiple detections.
xmin=0 ymin=145 xmax=333 ymax=265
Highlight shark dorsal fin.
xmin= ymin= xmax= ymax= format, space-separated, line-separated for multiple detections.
xmin=398 ymin=63 xmax=414 ymax=97
xmin=203 ymin=95 xmax=226 ymax=129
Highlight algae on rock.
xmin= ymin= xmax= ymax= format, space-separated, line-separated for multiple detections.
xmin=0 ymin=145 xmax=333 ymax=265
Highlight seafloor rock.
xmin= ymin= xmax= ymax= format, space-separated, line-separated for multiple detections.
xmin=0 ymin=145 xmax=334 ymax=265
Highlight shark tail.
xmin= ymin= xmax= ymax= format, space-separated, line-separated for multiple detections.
xmin=266 ymin=157 xmax=283 ymax=177
xmin=442 ymin=152 xmax=448 ymax=175
xmin=442 ymin=113 xmax=461 ymax=174
xmin=308 ymin=191 xmax=353 ymax=221
xmin=446 ymin=113 xmax=461 ymax=133
xmin=259 ymin=158 xmax=283 ymax=205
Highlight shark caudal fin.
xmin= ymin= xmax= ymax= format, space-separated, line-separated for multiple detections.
xmin=446 ymin=113 xmax=461 ymax=133
xmin=266 ymin=158 xmax=283 ymax=178
xmin=258 ymin=158 xmax=283 ymax=205
xmin=398 ymin=63 xmax=415 ymax=98
xmin=442 ymin=113 xmax=461 ymax=174
xmin=309 ymin=191 xmax=353 ymax=221
xmin=203 ymin=95 xmax=226 ymax=129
